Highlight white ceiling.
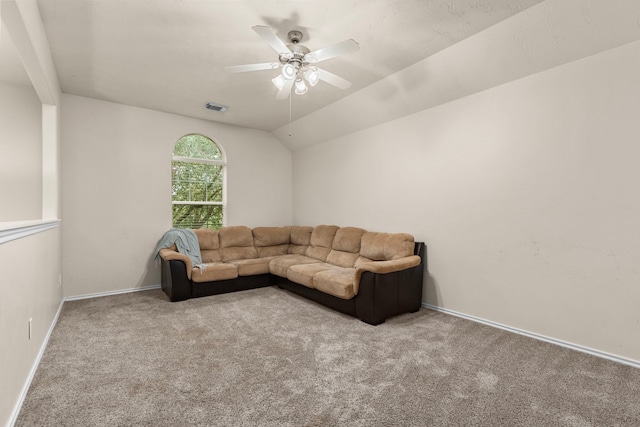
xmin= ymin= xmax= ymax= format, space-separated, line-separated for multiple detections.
xmin=35 ymin=0 xmax=544 ymax=132
xmin=0 ymin=20 xmax=32 ymax=86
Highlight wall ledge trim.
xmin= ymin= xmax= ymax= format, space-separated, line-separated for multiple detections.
xmin=422 ymin=303 xmax=640 ymax=369
xmin=0 ymin=219 xmax=60 ymax=245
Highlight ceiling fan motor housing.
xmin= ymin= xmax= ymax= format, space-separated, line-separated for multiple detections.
xmin=279 ymin=43 xmax=310 ymax=65
xmin=278 ymin=30 xmax=310 ymax=65
xmin=288 ymin=30 xmax=303 ymax=44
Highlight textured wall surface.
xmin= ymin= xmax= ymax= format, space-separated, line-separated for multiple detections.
xmin=0 ymin=227 xmax=62 ymax=426
xmin=61 ymin=94 xmax=292 ymax=298
xmin=293 ymin=39 xmax=640 ymax=363
xmin=0 ymin=82 xmax=42 ymax=221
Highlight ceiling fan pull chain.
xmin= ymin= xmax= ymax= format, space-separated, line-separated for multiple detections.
xmin=289 ymin=92 xmax=293 ymax=137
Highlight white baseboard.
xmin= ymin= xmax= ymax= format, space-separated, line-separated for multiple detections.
xmin=9 ymin=298 xmax=65 ymax=427
xmin=422 ymin=303 xmax=640 ymax=369
xmin=64 ymin=284 xmax=162 ymax=301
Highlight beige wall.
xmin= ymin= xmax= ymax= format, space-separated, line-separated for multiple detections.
xmin=0 ymin=227 xmax=62 ymax=425
xmin=0 ymin=81 xmax=42 ymax=221
xmin=293 ymin=39 xmax=640 ymax=363
xmin=1 ymin=2 xmax=63 ymax=425
xmin=61 ymin=94 xmax=293 ymax=298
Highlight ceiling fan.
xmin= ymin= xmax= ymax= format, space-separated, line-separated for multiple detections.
xmin=225 ymin=26 xmax=359 ymax=99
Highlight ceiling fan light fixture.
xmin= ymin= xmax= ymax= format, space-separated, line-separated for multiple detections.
xmin=294 ymin=79 xmax=308 ymax=95
xmin=272 ymin=75 xmax=286 ymax=91
xmin=281 ymin=63 xmax=297 ymax=80
xmin=304 ymin=68 xmax=320 ymax=87
xmin=226 ymin=26 xmax=358 ymax=100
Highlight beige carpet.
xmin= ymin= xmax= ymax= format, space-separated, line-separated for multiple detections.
xmin=16 ymin=287 xmax=640 ymax=426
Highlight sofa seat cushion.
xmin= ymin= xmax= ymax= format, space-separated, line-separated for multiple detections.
xmin=313 ymin=268 xmax=357 ymax=300
xmin=269 ymin=254 xmax=320 ymax=278
xmin=232 ymin=257 xmax=277 ymax=276
xmin=191 ymin=263 xmax=238 ymax=283
xmin=287 ymin=262 xmax=339 ymax=288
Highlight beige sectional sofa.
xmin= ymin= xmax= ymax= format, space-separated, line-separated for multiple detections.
xmin=159 ymin=225 xmax=425 ymax=325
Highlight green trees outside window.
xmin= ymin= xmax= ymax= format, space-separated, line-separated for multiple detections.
xmin=172 ymin=134 xmax=225 ymax=229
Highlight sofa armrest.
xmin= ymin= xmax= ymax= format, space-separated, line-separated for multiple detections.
xmin=355 ymin=256 xmax=424 ymax=325
xmin=356 ymin=255 xmax=421 ymax=276
xmin=161 ymin=259 xmax=193 ymax=302
xmin=159 ymin=248 xmax=193 ymax=279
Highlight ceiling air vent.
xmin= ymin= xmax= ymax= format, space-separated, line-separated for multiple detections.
xmin=204 ymin=102 xmax=228 ymax=112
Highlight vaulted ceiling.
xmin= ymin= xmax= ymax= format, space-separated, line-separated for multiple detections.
xmin=0 ymin=17 xmax=32 ymax=87
xmin=30 ymin=0 xmax=544 ymax=133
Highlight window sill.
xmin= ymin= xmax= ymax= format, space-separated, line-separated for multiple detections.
xmin=0 ymin=219 xmax=61 ymax=245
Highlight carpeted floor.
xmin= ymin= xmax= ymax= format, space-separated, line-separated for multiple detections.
xmin=16 ymin=286 xmax=640 ymax=426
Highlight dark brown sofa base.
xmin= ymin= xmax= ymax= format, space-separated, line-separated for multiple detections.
xmin=161 ymin=260 xmax=274 ymax=302
xmin=161 ymin=242 xmax=425 ymax=325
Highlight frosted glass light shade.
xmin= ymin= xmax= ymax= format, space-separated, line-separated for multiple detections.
xmin=281 ymin=63 xmax=297 ymax=80
xmin=304 ymin=68 xmax=320 ymax=86
xmin=272 ymin=75 xmax=286 ymax=90
xmin=294 ymin=79 xmax=308 ymax=95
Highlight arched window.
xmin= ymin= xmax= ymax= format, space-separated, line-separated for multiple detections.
xmin=172 ymin=134 xmax=225 ymax=229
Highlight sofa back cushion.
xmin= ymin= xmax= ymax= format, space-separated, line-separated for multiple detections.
xmin=359 ymin=232 xmax=415 ymax=261
xmin=193 ymin=228 xmax=221 ymax=263
xmin=252 ymin=226 xmax=291 ymax=258
xmin=288 ymin=226 xmax=313 ymax=255
xmin=219 ymin=226 xmax=258 ymax=262
xmin=326 ymin=227 xmax=366 ymax=268
xmin=305 ymin=225 xmax=339 ymax=262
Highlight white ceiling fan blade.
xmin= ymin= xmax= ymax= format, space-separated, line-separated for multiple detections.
xmin=224 ymin=62 xmax=280 ymax=73
xmin=252 ymin=25 xmax=292 ymax=55
xmin=317 ymin=68 xmax=352 ymax=90
xmin=275 ymin=79 xmax=294 ymax=100
xmin=304 ymin=39 xmax=359 ymax=63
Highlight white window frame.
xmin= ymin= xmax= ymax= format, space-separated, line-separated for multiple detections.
xmin=171 ymin=135 xmax=227 ymax=229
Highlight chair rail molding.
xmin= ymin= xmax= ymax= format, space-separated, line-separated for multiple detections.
xmin=0 ymin=219 xmax=60 ymax=245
